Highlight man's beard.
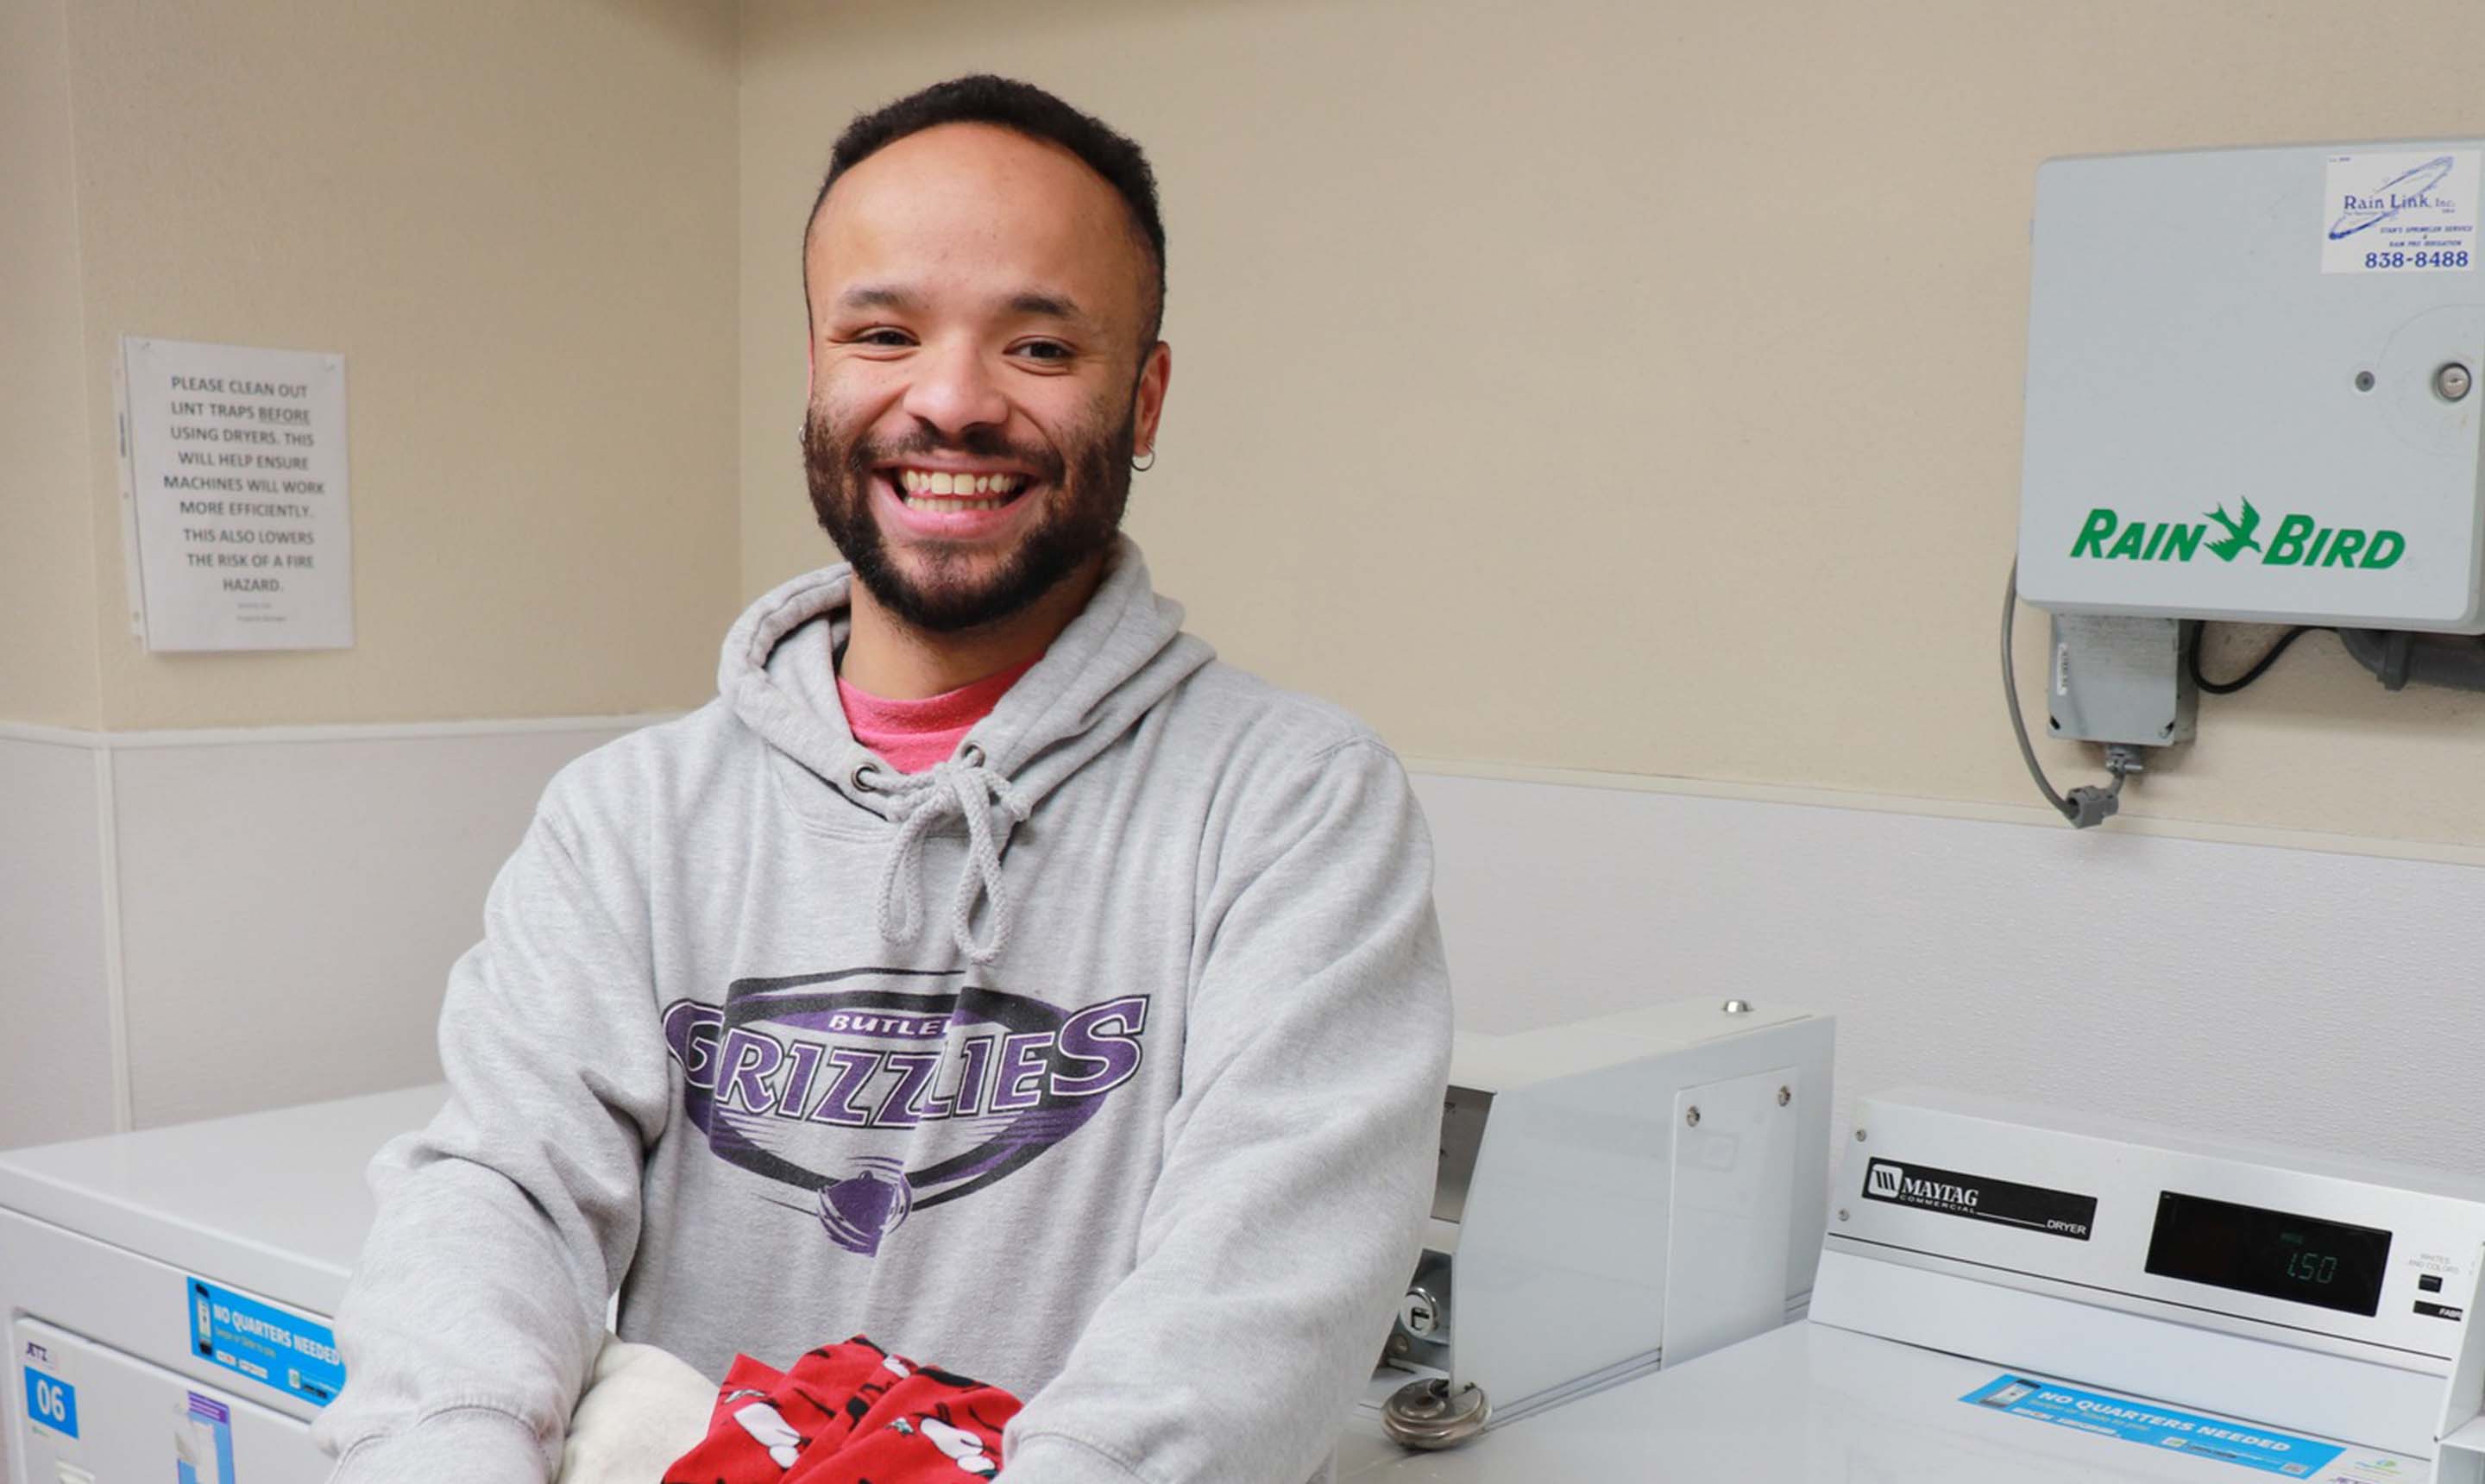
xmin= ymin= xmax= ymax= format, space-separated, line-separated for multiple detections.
xmin=802 ymin=399 xmax=1135 ymax=634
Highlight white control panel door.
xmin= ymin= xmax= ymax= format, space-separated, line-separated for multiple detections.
xmin=1660 ymin=1066 xmax=1801 ymax=1367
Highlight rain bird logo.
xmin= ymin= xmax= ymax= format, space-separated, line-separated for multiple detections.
xmin=2331 ymin=154 xmax=2458 ymax=241
xmin=2069 ymin=506 xmax=2403 ymax=569
xmin=2205 ymin=500 xmax=2263 ymax=563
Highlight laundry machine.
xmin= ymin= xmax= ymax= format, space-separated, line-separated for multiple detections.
xmin=2 ymin=1085 xmax=444 ymax=1484
xmin=1337 ymin=1087 xmax=2485 ymax=1481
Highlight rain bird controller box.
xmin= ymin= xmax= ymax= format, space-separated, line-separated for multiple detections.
xmin=2016 ymin=141 xmax=2485 ymax=632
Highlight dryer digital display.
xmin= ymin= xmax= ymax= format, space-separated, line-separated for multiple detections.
xmin=2144 ymin=1191 xmax=2392 ymax=1317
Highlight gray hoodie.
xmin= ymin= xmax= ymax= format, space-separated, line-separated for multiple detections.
xmin=314 ymin=539 xmax=1453 ymax=1484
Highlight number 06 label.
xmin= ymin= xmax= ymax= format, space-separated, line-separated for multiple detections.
xmin=22 ymin=1365 xmax=79 ymax=1440
xmin=2323 ymin=150 xmax=2481 ymax=274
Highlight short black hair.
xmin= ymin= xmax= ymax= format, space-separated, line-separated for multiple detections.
xmin=804 ymin=75 xmax=1167 ymax=343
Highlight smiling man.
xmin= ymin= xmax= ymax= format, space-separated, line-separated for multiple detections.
xmin=802 ymin=98 xmax=1167 ymax=683
xmin=315 ymin=77 xmax=1452 ymax=1484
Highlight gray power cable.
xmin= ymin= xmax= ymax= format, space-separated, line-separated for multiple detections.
xmin=2001 ymin=562 xmax=2144 ymax=829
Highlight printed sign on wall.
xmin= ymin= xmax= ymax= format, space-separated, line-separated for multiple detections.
xmin=117 ymin=336 xmax=354 ymax=651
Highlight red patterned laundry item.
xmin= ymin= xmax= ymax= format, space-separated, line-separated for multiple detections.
xmin=661 ymin=1336 xmax=1021 ymax=1484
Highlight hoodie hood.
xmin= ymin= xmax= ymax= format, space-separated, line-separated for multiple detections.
xmin=717 ymin=537 xmax=1213 ymax=961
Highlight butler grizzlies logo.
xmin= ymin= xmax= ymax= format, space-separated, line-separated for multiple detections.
xmin=663 ymin=966 xmax=1150 ymax=1256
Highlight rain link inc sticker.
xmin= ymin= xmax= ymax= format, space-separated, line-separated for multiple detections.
xmin=2322 ymin=150 xmax=2481 ymax=274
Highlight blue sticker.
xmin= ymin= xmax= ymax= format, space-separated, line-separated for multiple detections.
xmin=21 ymin=1366 xmax=77 ymax=1439
xmin=1962 ymin=1375 xmax=2344 ymax=1475
xmin=178 ymin=1393 xmax=235 ymax=1484
xmin=188 ymin=1274 xmax=345 ymax=1407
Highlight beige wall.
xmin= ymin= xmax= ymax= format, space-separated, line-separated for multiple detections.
xmin=2 ymin=0 xmax=104 ymax=729
xmin=739 ymin=0 xmax=2485 ymax=847
xmin=17 ymin=0 xmax=743 ymax=732
xmin=19 ymin=0 xmax=2485 ymax=829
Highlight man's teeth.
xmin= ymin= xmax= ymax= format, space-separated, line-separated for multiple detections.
xmin=896 ymin=468 xmax=1029 ymax=511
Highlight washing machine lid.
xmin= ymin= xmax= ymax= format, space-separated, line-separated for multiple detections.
xmin=0 ymin=1084 xmax=446 ymax=1314
xmin=1336 ymin=1322 xmax=2425 ymax=1482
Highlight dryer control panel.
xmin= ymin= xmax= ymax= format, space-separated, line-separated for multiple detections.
xmin=1832 ymin=1089 xmax=2485 ymax=1363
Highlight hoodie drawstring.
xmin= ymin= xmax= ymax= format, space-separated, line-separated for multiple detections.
xmin=871 ymin=757 xmax=1033 ymax=965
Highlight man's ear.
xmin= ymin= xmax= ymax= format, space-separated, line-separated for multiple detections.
xmin=1133 ymin=341 xmax=1173 ymax=458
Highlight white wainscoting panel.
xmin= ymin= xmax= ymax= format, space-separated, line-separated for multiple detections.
xmin=0 ymin=734 xmax=115 ymax=1148
xmin=16 ymin=726 xmax=2482 ymax=1178
xmin=108 ymin=721 xmax=650 ymax=1128
xmin=1411 ymin=770 xmax=2485 ymax=1177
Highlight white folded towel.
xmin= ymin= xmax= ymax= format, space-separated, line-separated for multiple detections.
xmin=557 ymin=1334 xmax=717 ymax=1484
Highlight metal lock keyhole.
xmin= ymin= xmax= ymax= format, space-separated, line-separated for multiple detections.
xmin=1400 ymin=1287 xmax=1441 ymax=1337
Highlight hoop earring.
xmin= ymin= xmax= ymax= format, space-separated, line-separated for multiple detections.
xmin=1131 ymin=448 xmax=1156 ymax=473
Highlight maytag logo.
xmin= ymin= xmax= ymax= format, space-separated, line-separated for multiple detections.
xmin=1906 ymin=1173 xmax=1978 ymax=1208
xmin=2069 ymin=500 xmax=2403 ymax=570
xmin=1865 ymin=1163 xmax=1979 ymax=1206
xmin=1860 ymin=1156 xmax=2096 ymax=1240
